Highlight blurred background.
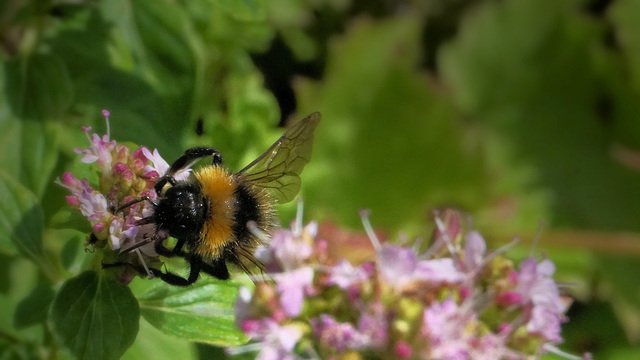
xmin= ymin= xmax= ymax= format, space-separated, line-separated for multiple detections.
xmin=1 ymin=0 xmax=640 ymax=359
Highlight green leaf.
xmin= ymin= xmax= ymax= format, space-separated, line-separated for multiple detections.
xmin=3 ymin=53 xmax=73 ymax=121
xmin=0 ymin=95 xmax=59 ymax=197
xmin=609 ymin=0 xmax=640 ymax=94
xmin=101 ymin=0 xmax=196 ymax=86
xmin=121 ymin=318 xmax=196 ymax=360
xmin=296 ymin=17 xmax=487 ymax=232
xmin=13 ymin=284 xmax=55 ymax=329
xmin=212 ymin=0 xmax=266 ymax=21
xmin=20 ymin=121 xmax=59 ymax=198
xmin=438 ymin=0 xmax=640 ymax=231
xmin=59 ymin=230 xmax=85 ymax=272
xmin=0 ymin=172 xmax=44 ymax=259
xmin=49 ymin=271 xmax=140 ymax=360
xmin=138 ymin=277 xmax=247 ymax=346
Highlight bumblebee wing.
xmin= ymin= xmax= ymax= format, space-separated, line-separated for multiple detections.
xmin=237 ymin=112 xmax=320 ymax=204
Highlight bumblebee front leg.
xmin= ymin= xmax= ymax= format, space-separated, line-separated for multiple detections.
xmin=154 ymin=147 xmax=223 ymax=194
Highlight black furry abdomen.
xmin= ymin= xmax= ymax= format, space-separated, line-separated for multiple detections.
xmin=232 ymin=182 xmax=265 ymax=242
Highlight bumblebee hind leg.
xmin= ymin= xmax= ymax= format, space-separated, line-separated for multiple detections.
xmin=200 ymin=258 xmax=230 ymax=280
xmin=155 ymin=236 xmax=188 ymax=257
xmin=151 ymin=256 xmax=202 ymax=286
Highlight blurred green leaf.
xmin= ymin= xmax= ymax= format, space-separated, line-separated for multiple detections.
xmin=0 ymin=172 xmax=44 ymax=259
xmin=609 ymin=0 xmax=640 ymax=94
xmin=13 ymin=284 xmax=55 ymax=329
xmin=121 ymin=318 xmax=195 ymax=360
xmin=4 ymin=54 xmax=73 ymax=121
xmin=20 ymin=121 xmax=59 ymax=198
xmin=439 ymin=0 xmax=640 ymax=230
xmin=0 ymin=118 xmax=59 ymax=198
xmin=560 ymin=299 xmax=630 ymax=360
xmin=138 ymin=277 xmax=247 ymax=346
xmin=59 ymin=230 xmax=85 ymax=272
xmin=296 ymin=17 xmax=486 ymax=231
xmin=212 ymin=0 xmax=266 ymax=21
xmin=597 ymin=255 xmax=640 ymax=306
xmin=49 ymin=271 xmax=140 ymax=360
xmin=46 ymin=3 xmax=192 ymax=158
xmin=101 ymin=0 xmax=196 ymax=89
xmin=605 ymin=0 xmax=640 ymax=148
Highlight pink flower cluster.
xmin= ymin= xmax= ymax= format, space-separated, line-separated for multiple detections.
xmin=232 ymin=210 xmax=589 ymax=360
xmin=57 ymin=111 xmax=181 ymax=283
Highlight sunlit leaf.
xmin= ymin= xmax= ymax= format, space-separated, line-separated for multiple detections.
xmin=138 ymin=277 xmax=247 ymax=346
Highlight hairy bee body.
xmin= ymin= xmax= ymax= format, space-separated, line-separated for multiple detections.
xmin=121 ymin=112 xmax=320 ymax=285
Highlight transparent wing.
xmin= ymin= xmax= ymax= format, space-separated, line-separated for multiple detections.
xmin=237 ymin=112 xmax=320 ymax=204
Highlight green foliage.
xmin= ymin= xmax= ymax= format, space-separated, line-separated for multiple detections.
xmin=50 ymin=271 xmax=139 ymax=360
xmin=297 ymin=16 xmax=487 ymax=232
xmin=0 ymin=172 xmax=45 ymax=261
xmin=138 ymin=277 xmax=247 ymax=346
xmin=1 ymin=0 xmax=640 ymax=358
xmin=13 ymin=284 xmax=55 ymax=330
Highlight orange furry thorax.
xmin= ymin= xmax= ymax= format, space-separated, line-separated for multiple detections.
xmin=193 ymin=166 xmax=236 ymax=259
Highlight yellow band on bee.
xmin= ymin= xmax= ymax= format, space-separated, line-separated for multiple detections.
xmin=193 ymin=166 xmax=236 ymax=259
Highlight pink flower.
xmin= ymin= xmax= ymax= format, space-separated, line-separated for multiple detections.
xmin=378 ymin=244 xmax=463 ymax=289
xmin=463 ymin=230 xmax=487 ymax=272
xmin=394 ymin=341 xmax=413 ymax=358
xmin=109 ymin=216 xmax=138 ymax=251
xmin=312 ymin=314 xmax=371 ymax=352
xmin=377 ymin=244 xmax=419 ymax=289
xmin=274 ymin=267 xmax=314 ymax=317
xmin=78 ymin=189 xmax=109 ymax=222
xmin=357 ymin=305 xmax=388 ymax=347
xmin=241 ymin=318 xmax=302 ymax=360
xmin=327 ymin=259 xmax=369 ymax=289
xmin=515 ymin=258 xmax=567 ymax=342
xmin=467 ymin=333 xmax=516 ymax=360
xmin=528 ymin=305 xmax=564 ymax=343
xmin=269 ymin=227 xmax=313 ymax=271
xmin=74 ymin=131 xmax=116 ymax=173
xmin=415 ymin=258 xmax=463 ymax=283
xmin=422 ymin=298 xmax=474 ymax=360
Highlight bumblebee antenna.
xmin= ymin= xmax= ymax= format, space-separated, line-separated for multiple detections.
xmin=115 ymin=196 xmax=157 ymax=214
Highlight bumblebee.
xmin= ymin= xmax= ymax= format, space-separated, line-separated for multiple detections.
xmin=117 ymin=112 xmax=320 ymax=286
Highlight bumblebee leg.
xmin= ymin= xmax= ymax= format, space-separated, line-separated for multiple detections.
xmin=200 ymin=258 xmax=230 ymax=280
xmin=154 ymin=147 xmax=222 ymax=194
xmin=155 ymin=237 xmax=188 ymax=258
xmin=154 ymin=176 xmax=177 ymax=195
xmin=150 ymin=257 xmax=202 ymax=286
xmin=168 ymin=147 xmax=222 ymax=174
